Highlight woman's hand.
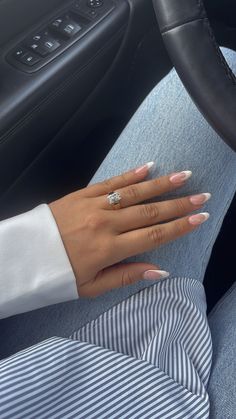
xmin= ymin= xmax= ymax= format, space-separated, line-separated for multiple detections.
xmin=49 ymin=163 xmax=211 ymax=298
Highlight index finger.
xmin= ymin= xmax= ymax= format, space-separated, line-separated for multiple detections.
xmin=81 ymin=162 xmax=155 ymax=198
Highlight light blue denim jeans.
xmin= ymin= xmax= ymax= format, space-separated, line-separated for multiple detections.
xmin=0 ymin=48 xmax=235 ymax=418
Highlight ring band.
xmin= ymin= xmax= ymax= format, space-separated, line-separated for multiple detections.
xmin=107 ymin=191 xmax=122 ymax=209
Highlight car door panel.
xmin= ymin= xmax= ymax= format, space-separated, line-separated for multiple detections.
xmin=0 ymin=0 xmax=129 ymax=196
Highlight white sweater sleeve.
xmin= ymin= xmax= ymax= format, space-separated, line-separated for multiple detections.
xmin=0 ymin=204 xmax=78 ymax=319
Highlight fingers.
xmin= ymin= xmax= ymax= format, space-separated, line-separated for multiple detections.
xmin=114 ymin=193 xmax=211 ymax=233
xmin=78 ymin=263 xmax=170 ymax=298
xmin=115 ymin=212 xmax=210 ymax=260
xmin=101 ymin=170 xmax=192 ymax=209
xmin=81 ymin=162 xmax=154 ymax=198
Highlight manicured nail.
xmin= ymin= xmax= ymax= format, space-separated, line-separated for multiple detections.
xmin=190 ymin=193 xmax=211 ymax=205
xmin=189 ymin=212 xmax=210 ymax=225
xmin=135 ymin=162 xmax=155 ymax=174
xmin=143 ymin=270 xmax=170 ymax=280
xmin=170 ymin=171 xmax=192 ymax=184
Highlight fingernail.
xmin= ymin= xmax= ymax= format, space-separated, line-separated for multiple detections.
xmin=169 ymin=171 xmax=192 ymax=184
xmin=143 ymin=270 xmax=170 ymax=280
xmin=135 ymin=162 xmax=155 ymax=174
xmin=190 ymin=193 xmax=212 ymax=205
xmin=189 ymin=212 xmax=210 ymax=225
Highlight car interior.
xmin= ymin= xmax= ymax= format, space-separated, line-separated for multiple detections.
xmin=0 ymin=0 xmax=235 ymax=350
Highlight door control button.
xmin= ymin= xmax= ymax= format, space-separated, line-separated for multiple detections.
xmin=88 ymin=9 xmax=98 ymax=17
xmin=25 ymin=35 xmax=60 ymax=57
xmin=13 ymin=47 xmax=28 ymax=61
xmin=20 ymin=52 xmax=40 ymax=66
xmin=26 ymin=32 xmax=47 ymax=45
xmin=87 ymin=0 xmax=103 ymax=7
xmin=33 ymin=34 xmax=42 ymax=41
xmin=61 ymin=21 xmax=82 ymax=38
xmin=26 ymin=41 xmax=41 ymax=53
xmin=8 ymin=0 xmax=116 ymax=72
xmin=50 ymin=16 xmax=82 ymax=38
xmin=51 ymin=17 xmax=64 ymax=30
xmin=72 ymin=1 xmax=98 ymax=19
xmin=37 ymin=38 xmax=61 ymax=56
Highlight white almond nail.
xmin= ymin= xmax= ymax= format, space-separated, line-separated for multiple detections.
xmin=202 ymin=193 xmax=212 ymax=202
xmin=190 ymin=193 xmax=212 ymax=205
xmin=170 ymin=170 xmax=192 ymax=184
xmin=189 ymin=212 xmax=210 ymax=225
xmin=146 ymin=161 xmax=155 ymax=169
xmin=135 ymin=162 xmax=155 ymax=174
xmin=143 ymin=270 xmax=170 ymax=280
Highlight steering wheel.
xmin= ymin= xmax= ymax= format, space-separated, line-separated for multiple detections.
xmin=152 ymin=0 xmax=236 ymax=152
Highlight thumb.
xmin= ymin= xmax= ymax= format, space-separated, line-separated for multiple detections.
xmin=79 ymin=263 xmax=170 ymax=298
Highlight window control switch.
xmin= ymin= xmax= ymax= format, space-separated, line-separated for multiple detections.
xmin=25 ymin=31 xmax=48 ymax=51
xmin=50 ymin=16 xmax=82 ymax=39
xmin=8 ymin=0 xmax=117 ymax=73
xmin=25 ymin=36 xmax=60 ymax=57
xmin=20 ymin=52 xmax=40 ymax=66
xmin=25 ymin=40 xmax=41 ymax=53
xmin=50 ymin=17 xmax=64 ymax=31
xmin=37 ymin=38 xmax=61 ymax=56
xmin=61 ymin=21 xmax=82 ymax=38
xmin=13 ymin=47 xmax=29 ymax=61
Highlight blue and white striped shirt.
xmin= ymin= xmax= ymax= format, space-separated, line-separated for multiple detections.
xmin=0 ymin=277 xmax=211 ymax=418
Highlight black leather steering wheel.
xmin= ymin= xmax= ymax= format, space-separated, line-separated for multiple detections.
xmin=153 ymin=0 xmax=236 ymax=152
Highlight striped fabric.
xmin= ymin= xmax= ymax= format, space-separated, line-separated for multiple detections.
xmin=0 ymin=278 xmax=212 ymax=418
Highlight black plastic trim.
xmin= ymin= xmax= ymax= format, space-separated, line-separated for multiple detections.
xmin=6 ymin=0 xmax=115 ymax=73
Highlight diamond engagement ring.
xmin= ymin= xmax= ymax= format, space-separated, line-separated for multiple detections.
xmin=107 ymin=191 xmax=122 ymax=209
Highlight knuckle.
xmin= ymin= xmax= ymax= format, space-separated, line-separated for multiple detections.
xmin=148 ymin=226 xmax=164 ymax=246
xmin=141 ymin=204 xmax=160 ymax=221
xmin=152 ymin=177 xmax=162 ymax=189
xmin=120 ymin=172 xmax=129 ymax=186
xmin=86 ymin=212 xmax=106 ymax=230
xmin=101 ymin=178 xmax=114 ymax=192
xmin=174 ymin=198 xmax=187 ymax=215
xmin=174 ymin=220 xmax=186 ymax=237
xmin=125 ymin=185 xmax=140 ymax=200
xmin=121 ymin=270 xmax=136 ymax=287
